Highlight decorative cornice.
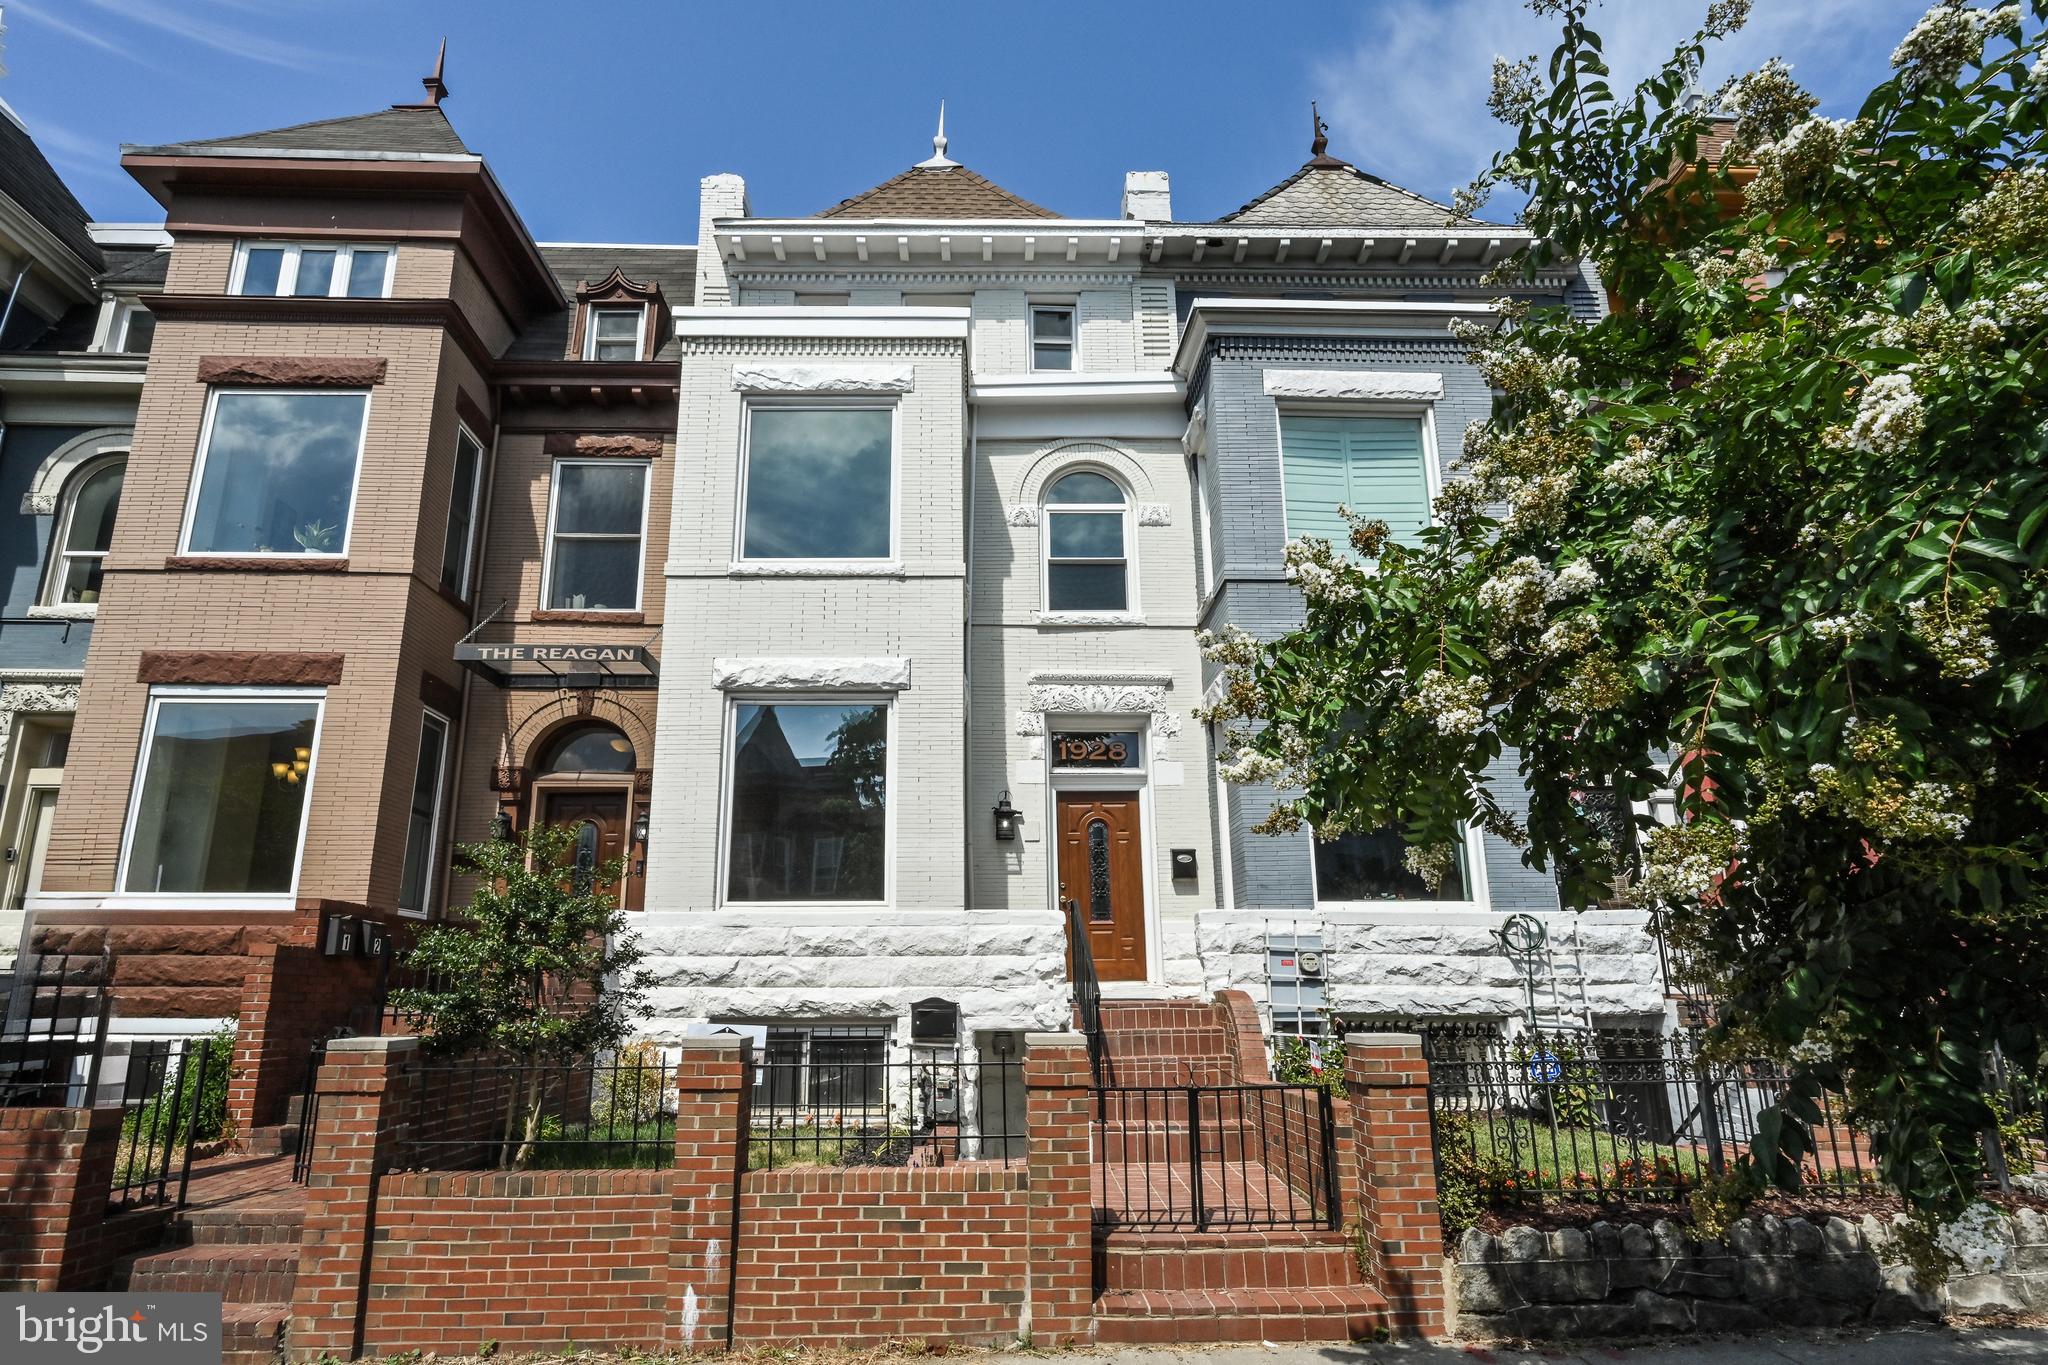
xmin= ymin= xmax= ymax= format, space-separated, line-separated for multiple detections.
xmin=570 ymin=267 xmax=671 ymax=362
xmin=1015 ymin=676 xmax=1181 ymax=742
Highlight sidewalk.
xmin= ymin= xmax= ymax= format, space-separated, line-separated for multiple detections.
xmin=1086 ymin=1324 xmax=2048 ymax=1363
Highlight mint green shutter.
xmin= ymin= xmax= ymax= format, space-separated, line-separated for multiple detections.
xmin=1280 ymin=414 xmax=1432 ymax=552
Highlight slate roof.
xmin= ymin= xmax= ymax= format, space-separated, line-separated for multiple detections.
xmin=161 ymin=105 xmax=472 ymax=156
xmin=0 ymin=111 xmax=103 ymax=272
xmin=504 ymin=244 xmax=698 ymax=362
xmin=1216 ymin=159 xmax=1483 ymax=229
xmin=820 ymin=164 xmax=1058 ymax=220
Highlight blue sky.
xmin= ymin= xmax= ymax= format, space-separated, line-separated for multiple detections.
xmin=6 ymin=0 xmax=1933 ymax=239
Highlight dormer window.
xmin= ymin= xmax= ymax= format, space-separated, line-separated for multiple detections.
xmin=233 ymin=241 xmax=392 ymax=299
xmin=586 ymin=306 xmax=646 ymax=361
xmin=572 ymin=269 xmax=667 ymax=364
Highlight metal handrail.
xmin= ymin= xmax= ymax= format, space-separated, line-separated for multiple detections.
xmin=1065 ymin=899 xmax=1104 ymax=1078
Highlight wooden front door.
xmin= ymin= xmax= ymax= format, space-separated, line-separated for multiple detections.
xmin=539 ymin=788 xmax=639 ymax=909
xmin=1057 ymin=791 xmax=1146 ymax=981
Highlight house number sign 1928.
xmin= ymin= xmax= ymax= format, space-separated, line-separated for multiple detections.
xmin=1052 ymin=732 xmax=1141 ymax=769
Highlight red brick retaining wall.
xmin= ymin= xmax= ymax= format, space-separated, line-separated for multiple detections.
xmin=363 ymin=1170 xmax=671 ymax=1354
xmin=0 ymin=1106 xmax=166 ymax=1291
xmin=1343 ymin=1032 xmax=1446 ymax=1338
xmin=734 ymin=1165 xmax=1030 ymax=1346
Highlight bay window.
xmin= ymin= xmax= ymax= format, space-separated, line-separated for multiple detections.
xmin=182 ymin=390 xmax=369 ymax=557
xmin=1279 ymin=413 xmax=1433 ymax=553
xmin=397 ymin=710 xmax=451 ymax=917
xmin=726 ymin=699 xmax=888 ymax=903
xmin=543 ymin=459 xmax=648 ymax=611
xmin=121 ymin=690 xmax=323 ymax=896
xmin=1312 ymin=824 xmax=1475 ymax=904
xmin=439 ymin=425 xmax=486 ymax=597
xmin=739 ymin=406 xmax=893 ymax=561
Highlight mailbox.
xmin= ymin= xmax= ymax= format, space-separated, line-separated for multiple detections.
xmin=360 ymin=919 xmax=390 ymax=962
xmin=1170 ymin=848 xmax=1198 ymax=880
xmin=322 ymin=913 xmax=358 ymax=958
xmin=911 ymin=997 xmax=960 ymax=1044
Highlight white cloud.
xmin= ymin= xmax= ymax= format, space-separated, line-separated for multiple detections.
xmin=72 ymin=0 xmax=320 ymax=71
xmin=1310 ymin=0 xmax=1933 ymax=209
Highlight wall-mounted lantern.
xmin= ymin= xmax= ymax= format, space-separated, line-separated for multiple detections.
xmin=992 ymin=790 xmax=1024 ymax=841
xmin=631 ymin=806 xmax=650 ymax=845
xmin=490 ymin=810 xmax=513 ymax=843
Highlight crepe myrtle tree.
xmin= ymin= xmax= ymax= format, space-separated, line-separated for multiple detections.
xmin=388 ymin=822 xmax=654 ymax=1166
xmin=1204 ymin=0 xmax=2048 ymax=1217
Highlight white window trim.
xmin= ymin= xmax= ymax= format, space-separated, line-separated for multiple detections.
xmin=1306 ymin=817 xmax=1492 ymax=914
xmin=1030 ymin=303 xmax=1077 ymax=373
xmin=1273 ymin=401 xmax=1443 ymax=551
xmin=39 ymin=453 xmax=126 ymax=612
xmin=441 ymin=422 xmax=488 ymax=599
xmin=397 ymin=708 xmax=453 ymax=919
xmin=178 ymin=387 xmax=372 ymax=560
xmin=540 ymin=457 xmax=650 ymax=613
xmin=1041 ymin=715 xmax=1162 ymax=985
xmin=1039 ymin=467 xmax=1138 ymax=621
xmin=733 ymin=400 xmax=901 ymax=570
xmin=111 ymin=303 xmax=153 ymax=353
xmin=114 ymin=686 xmax=327 ymax=910
xmin=584 ymin=304 xmax=648 ymax=361
xmin=716 ymin=693 xmax=896 ymax=911
xmin=229 ymin=241 xmax=395 ymax=299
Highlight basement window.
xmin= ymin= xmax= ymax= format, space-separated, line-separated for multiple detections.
xmin=753 ymin=1025 xmax=889 ymax=1110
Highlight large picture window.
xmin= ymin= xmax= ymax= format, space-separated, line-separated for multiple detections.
xmin=726 ymin=700 xmax=887 ymax=903
xmin=121 ymin=691 xmax=322 ymax=896
xmin=1312 ymin=825 xmax=1473 ymax=904
xmin=183 ymin=390 xmax=369 ymax=556
xmin=397 ymin=710 xmax=451 ymax=916
xmin=544 ymin=460 xmax=648 ymax=611
xmin=1043 ymin=470 xmax=1130 ymax=612
xmin=740 ymin=407 xmax=893 ymax=561
xmin=1279 ymin=414 xmax=1433 ymax=553
xmin=233 ymin=241 xmax=392 ymax=299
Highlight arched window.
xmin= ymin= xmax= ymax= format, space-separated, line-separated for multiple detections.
xmin=1043 ymin=470 xmax=1129 ymax=613
xmin=46 ymin=457 xmax=125 ymax=606
xmin=536 ymin=722 xmax=636 ymax=774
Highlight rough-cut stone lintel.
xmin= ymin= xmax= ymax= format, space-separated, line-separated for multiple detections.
xmin=541 ymin=432 xmax=664 ymax=459
xmin=1262 ymin=368 xmax=1444 ymax=402
xmin=711 ymin=657 xmax=912 ymax=691
xmin=730 ymin=361 xmax=915 ymax=394
xmin=138 ymin=650 xmax=345 ymax=686
xmin=197 ymin=355 xmax=389 ymax=386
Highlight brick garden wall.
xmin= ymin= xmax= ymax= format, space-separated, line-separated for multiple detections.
xmin=0 ymin=1106 xmax=166 ymax=1291
xmin=734 ymin=1166 xmax=1031 ymax=1346
xmin=362 ymin=1170 xmax=671 ymax=1355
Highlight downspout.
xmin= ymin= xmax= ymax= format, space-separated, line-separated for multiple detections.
xmin=0 ymin=262 xmax=29 ymax=345
xmin=963 ymin=374 xmax=977 ymax=921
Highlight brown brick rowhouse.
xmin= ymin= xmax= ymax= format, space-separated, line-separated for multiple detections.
xmin=21 ymin=99 xmax=684 ymax=1131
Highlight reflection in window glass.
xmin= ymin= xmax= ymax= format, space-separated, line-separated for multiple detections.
xmin=123 ymin=697 xmax=319 ymax=894
xmin=397 ymin=712 xmax=448 ymax=915
xmin=294 ymin=249 xmax=337 ymax=297
xmin=346 ymin=250 xmax=390 ymax=298
xmin=54 ymin=460 xmax=124 ymax=604
xmin=439 ymin=428 xmax=484 ymax=596
xmin=120 ymin=309 xmax=156 ymax=353
xmin=1032 ymin=306 xmax=1074 ymax=371
xmin=240 ymin=248 xmax=285 ymax=296
xmin=742 ymin=408 xmax=891 ymax=559
xmin=186 ymin=391 xmax=367 ymax=555
xmin=727 ymin=701 xmax=887 ymax=902
xmin=546 ymin=461 xmax=646 ymax=610
xmin=1314 ymin=826 xmax=1470 ymax=902
xmin=588 ymin=307 xmax=643 ymax=360
xmin=537 ymin=723 xmax=635 ymax=773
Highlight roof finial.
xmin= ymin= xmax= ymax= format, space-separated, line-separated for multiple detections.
xmin=1307 ymin=100 xmax=1344 ymax=167
xmin=421 ymin=37 xmax=449 ymax=106
xmin=917 ymin=100 xmax=959 ymax=169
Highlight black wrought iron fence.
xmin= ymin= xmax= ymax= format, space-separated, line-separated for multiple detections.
xmin=1092 ymin=1082 xmax=1340 ymax=1231
xmin=1066 ymin=900 xmax=1104 ymax=1078
xmin=749 ymin=1055 xmax=1024 ymax=1169
xmin=0 ymin=951 xmax=114 ymax=1107
xmin=1986 ymin=1045 xmax=2048 ymax=1189
xmin=1423 ymin=1024 xmax=1877 ymax=1208
xmin=107 ymin=1033 xmax=226 ymax=1212
xmin=388 ymin=1049 xmax=678 ymax=1171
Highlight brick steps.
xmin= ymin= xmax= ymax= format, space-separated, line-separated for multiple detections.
xmin=1095 ymin=1229 xmax=1357 ymax=1293
xmin=221 ymin=1303 xmax=289 ymax=1365
xmin=176 ymin=1205 xmax=304 ymax=1246
xmin=113 ymin=1242 xmax=298 ymax=1300
xmin=1092 ymin=1286 xmax=1388 ymax=1343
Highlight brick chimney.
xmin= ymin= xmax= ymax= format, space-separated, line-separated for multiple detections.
xmin=1121 ymin=170 xmax=1171 ymax=222
xmin=695 ymin=173 xmax=750 ymax=308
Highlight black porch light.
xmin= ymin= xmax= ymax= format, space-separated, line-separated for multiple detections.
xmin=631 ymin=805 xmax=650 ymax=845
xmin=992 ymin=790 xmax=1024 ymax=841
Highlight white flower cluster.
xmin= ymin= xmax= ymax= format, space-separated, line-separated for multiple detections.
xmin=2034 ymin=53 xmax=2048 ymax=90
xmin=1840 ymin=371 xmax=1925 ymax=458
xmin=1554 ymin=560 xmax=1602 ymax=597
xmin=1891 ymin=1 xmax=1995 ymax=87
xmin=1407 ymin=669 xmax=1489 ymax=737
xmin=1906 ymin=595 xmax=1997 ymax=678
xmin=1538 ymin=614 xmax=1598 ymax=658
xmin=1475 ymin=556 xmax=1559 ymax=627
xmin=2003 ymin=280 xmax=2048 ymax=330
xmin=1403 ymin=842 xmax=1459 ymax=894
xmin=1620 ymin=514 xmax=1690 ymax=564
xmin=1217 ymin=748 xmax=1283 ymax=785
xmin=1488 ymin=54 xmax=1541 ymax=126
xmin=1810 ymin=610 xmax=1872 ymax=644
xmin=1283 ymin=540 xmax=1361 ymax=605
xmin=1639 ymin=819 xmax=1739 ymax=908
xmin=1936 ymin=1202 xmax=2013 ymax=1275
xmin=1602 ymin=448 xmax=1659 ymax=489
xmin=1901 ymin=782 xmax=1972 ymax=838
xmin=1746 ymin=118 xmax=1852 ymax=215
